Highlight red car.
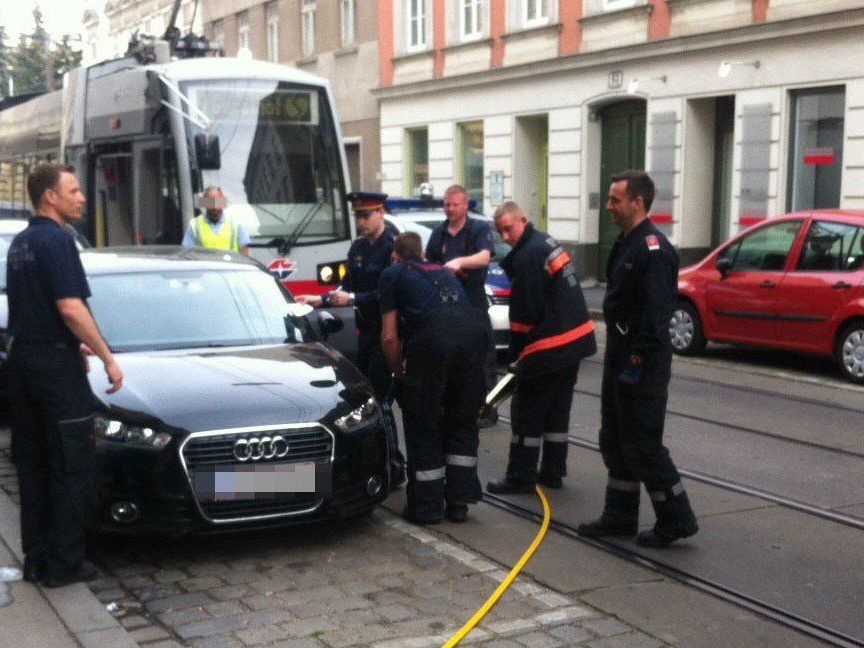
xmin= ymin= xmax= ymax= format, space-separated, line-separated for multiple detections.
xmin=671 ymin=211 xmax=864 ymax=384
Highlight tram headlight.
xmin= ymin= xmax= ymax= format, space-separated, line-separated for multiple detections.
xmin=333 ymin=397 xmax=380 ymax=433
xmin=95 ymin=416 xmax=171 ymax=449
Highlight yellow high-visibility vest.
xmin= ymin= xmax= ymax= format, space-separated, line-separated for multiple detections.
xmin=190 ymin=215 xmax=240 ymax=251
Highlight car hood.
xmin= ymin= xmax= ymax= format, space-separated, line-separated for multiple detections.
xmin=89 ymin=343 xmax=373 ymax=433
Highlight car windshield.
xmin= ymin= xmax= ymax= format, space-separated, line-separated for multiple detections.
xmin=181 ymin=79 xmax=348 ymax=246
xmin=88 ymin=269 xmax=315 ymax=352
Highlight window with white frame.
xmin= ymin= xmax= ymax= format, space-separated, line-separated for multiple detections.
xmin=523 ymin=0 xmax=548 ymax=26
xmin=461 ymin=0 xmax=483 ymax=41
xmin=406 ymin=0 xmax=428 ymax=52
xmin=266 ymin=3 xmax=279 ymax=62
xmin=340 ymin=0 xmax=356 ymax=47
xmin=237 ymin=12 xmax=249 ymax=52
xmin=302 ymin=0 xmax=316 ymax=58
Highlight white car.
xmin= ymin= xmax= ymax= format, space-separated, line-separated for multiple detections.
xmin=383 ymin=204 xmax=511 ymax=352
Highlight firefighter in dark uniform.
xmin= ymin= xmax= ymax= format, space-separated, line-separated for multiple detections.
xmin=425 ymin=184 xmax=498 ymax=427
xmin=6 ymin=163 xmax=123 ymax=587
xmin=380 ymin=232 xmax=488 ymax=524
xmin=578 ymin=170 xmax=698 ymax=547
xmin=295 ymin=191 xmax=406 ymax=485
xmin=486 ymin=202 xmax=597 ymax=493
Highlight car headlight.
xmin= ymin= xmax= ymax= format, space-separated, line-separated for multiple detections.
xmin=95 ymin=416 xmax=171 ymax=449
xmin=333 ymin=397 xmax=380 ymax=433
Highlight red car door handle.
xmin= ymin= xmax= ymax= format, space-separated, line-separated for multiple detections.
xmin=759 ymin=281 xmax=776 ymax=289
xmin=832 ymin=281 xmax=853 ymax=289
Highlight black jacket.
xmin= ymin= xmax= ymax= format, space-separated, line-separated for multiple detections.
xmin=603 ymin=218 xmax=678 ymax=359
xmin=501 ymin=224 xmax=596 ymax=377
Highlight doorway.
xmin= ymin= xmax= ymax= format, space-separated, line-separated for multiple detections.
xmin=344 ymin=141 xmax=361 ymax=192
xmin=598 ymin=100 xmax=646 ymax=277
xmin=93 ymin=152 xmax=134 ymax=247
xmin=712 ymin=96 xmax=735 ymax=247
xmin=514 ymin=115 xmax=549 ymax=230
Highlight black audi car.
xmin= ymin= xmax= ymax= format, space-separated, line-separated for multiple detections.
xmin=81 ymin=247 xmax=390 ymax=534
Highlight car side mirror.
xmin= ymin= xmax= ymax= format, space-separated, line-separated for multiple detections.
xmin=195 ymin=133 xmax=221 ymax=170
xmin=715 ymin=257 xmax=732 ymax=278
xmin=317 ymin=311 xmax=343 ymax=339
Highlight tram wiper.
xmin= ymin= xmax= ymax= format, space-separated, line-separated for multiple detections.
xmin=156 ymin=73 xmax=213 ymax=131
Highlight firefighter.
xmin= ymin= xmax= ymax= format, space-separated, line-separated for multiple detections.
xmin=486 ymin=202 xmax=596 ymax=494
xmin=295 ymin=191 xmax=406 ymax=486
xmin=182 ymin=186 xmax=250 ymax=254
xmin=578 ymin=170 xmax=698 ymax=547
xmin=379 ymin=232 xmax=488 ymax=524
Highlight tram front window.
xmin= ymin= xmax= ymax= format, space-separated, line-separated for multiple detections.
xmin=182 ymin=79 xmax=349 ymax=246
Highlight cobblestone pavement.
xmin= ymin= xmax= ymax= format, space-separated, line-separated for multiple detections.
xmin=0 ymin=433 xmax=668 ymax=647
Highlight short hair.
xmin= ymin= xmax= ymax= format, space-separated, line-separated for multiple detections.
xmin=493 ymin=201 xmax=524 ymax=221
xmin=611 ymin=170 xmax=655 ymax=212
xmin=27 ymin=162 xmax=75 ymax=208
xmin=395 ymin=232 xmax=423 ymax=259
xmin=444 ymin=184 xmax=468 ymax=199
xmin=202 ymin=186 xmax=224 ymax=196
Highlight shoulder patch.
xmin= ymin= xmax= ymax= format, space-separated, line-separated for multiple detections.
xmin=646 ymin=235 xmax=660 ymax=251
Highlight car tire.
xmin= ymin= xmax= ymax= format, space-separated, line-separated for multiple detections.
xmin=669 ymin=301 xmax=706 ymax=356
xmin=835 ymin=321 xmax=864 ymax=385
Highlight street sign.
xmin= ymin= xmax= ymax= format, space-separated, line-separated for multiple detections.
xmin=490 ymin=170 xmax=504 ymax=206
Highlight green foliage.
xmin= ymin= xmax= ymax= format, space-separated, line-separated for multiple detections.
xmin=3 ymin=7 xmax=83 ymax=96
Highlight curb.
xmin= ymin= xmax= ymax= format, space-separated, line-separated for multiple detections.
xmin=0 ymin=487 xmax=137 ymax=648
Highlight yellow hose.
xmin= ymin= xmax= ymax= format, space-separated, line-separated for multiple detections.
xmin=442 ymin=485 xmax=552 ymax=647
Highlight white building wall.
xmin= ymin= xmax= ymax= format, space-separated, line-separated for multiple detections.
xmin=843 ymin=80 xmax=864 ymax=210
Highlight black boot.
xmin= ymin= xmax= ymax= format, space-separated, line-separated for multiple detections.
xmin=486 ymin=477 xmax=535 ymax=494
xmin=536 ymin=474 xmax=563 ymax=489
xmin=637 ymin=488 xmax=698 ymax=547
xmin=577 ymin=483 xmax=639 ymax=537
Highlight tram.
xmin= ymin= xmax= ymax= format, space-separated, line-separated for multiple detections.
xmin=0 ymin=35 xmax=352 ymax=295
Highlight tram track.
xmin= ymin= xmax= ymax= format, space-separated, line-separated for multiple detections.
xmin=482 ymin=491 xmax=864 ymax=648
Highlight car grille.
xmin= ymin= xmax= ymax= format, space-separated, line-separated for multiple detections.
xmin=180 ymin=424 xmax=334 ymax=523
xmin=182 ymin=426 xmax=332 ymax=470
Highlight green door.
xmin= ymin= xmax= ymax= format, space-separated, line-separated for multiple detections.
xmin=598 ymin=100 xmax=646 ymax=278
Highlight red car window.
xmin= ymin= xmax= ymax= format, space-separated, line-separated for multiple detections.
xmin=796 ymin=221 xmax=862 ymax=272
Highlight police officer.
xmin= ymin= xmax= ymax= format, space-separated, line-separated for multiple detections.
xmin=295 ymin=191 xmax=406 ymax=485
xmin=380 ymin=232 xmax=488 ymax=524
xmin=7 ymin=163 xmax=123 ymax=587
xmin=486 ymin=202 xmax=597 ymax=494
xmin=425 ymin=185 xmax=498 ymax=427
xmin=578 ymin=170 xmax=698 ymax=547
xmin=182 ymin=186 xmax=250 ymax=254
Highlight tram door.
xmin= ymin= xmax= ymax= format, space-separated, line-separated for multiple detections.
xmin=597 ymin=100 xmax=646 ymax=278
xmin=93 ymin=152 xmax=134 ymax=247
xmin=133 ymin=138 xmax=174 ymax=244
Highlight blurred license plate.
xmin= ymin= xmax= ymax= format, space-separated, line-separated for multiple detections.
xmin=193 ymin=462 xmax=318 ymax=502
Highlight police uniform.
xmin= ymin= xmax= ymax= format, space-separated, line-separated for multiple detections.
xmin=379 ymin=258 xmax=488 ymax=523
xmin=488 ymin=224 xmax=597 ymax=492
xmin=586 ymin=218 xmax=697 ymax=545
xmin=6 ymin=216 xmax=97 ymax=582
xmin=337 ymin=192 xmax=406 ymax=481
xmin=426 ymin=217 xmax=498 ymax=421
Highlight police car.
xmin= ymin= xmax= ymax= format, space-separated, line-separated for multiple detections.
xmin=383 ymin=196 xmax=511 ymax=352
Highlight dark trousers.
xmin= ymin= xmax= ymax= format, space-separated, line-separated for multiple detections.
xmin=506 ymin=364 xmax=579 ymax=482
xmin=402 ymin=314 xmax=487 ymax=520
xmin=479 ymin=308 xmax=498 ymax=418
xmin=356 ymin=333 xmax=405 ymax=474
xmin=8 ymin=344 xmax=96 ymax=578
xmin=599 ymin=336 xmax=694 ymax=529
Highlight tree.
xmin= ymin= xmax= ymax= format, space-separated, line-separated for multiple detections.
xmin=52 ymin=34 xmax=82 ymax=81
xmin=9 ymin=8 xmax=50 ymax=94
xmin=0 ymin=26 xmax=11 ymax=98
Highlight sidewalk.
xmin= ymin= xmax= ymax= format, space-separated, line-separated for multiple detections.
xmin=0 ymin=441 xmax=136 ymax=648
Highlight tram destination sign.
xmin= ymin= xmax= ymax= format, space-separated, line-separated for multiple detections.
xmin=259 ymin=90 xmax=319 ymax=125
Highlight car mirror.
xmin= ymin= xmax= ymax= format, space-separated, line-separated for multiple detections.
xmin=316 ymin=311 xmax=343 ymax=338
xmin=715 ymin=257 xmax=732 ymax=278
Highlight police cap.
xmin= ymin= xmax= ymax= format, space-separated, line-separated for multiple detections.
xmin=347 ymin=191 xmax=387 ymax=215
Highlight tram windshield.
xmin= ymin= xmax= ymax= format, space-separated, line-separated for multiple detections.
xmin=181 ymin=79 xmax=349 ymax=247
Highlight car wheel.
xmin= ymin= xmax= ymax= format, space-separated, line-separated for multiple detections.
xmin=669 ymin=301 xmax=706 ymax=356
xmin=835 ymin=321 xmax=864 ymax=385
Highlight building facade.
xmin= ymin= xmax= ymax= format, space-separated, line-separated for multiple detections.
xmin=202 ymin=0 xmax=382 ymax=192
xmin=376 ymin=0 xmax=864 ymax=278
xmin=82 ymin=0 xmax=203 ymax=66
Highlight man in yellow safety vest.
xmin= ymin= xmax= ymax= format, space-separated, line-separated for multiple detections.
xmin=182 ymin=187 xmax=250 ymax=255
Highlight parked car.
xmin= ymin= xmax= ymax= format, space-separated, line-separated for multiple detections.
xmin=384 ymin=196 xmax=512 ymax=351
xmin=671 ymin=210 xmax=864 ymax=384
xmin=78 ymin=247 xmax=388 ymax=534
xmin=0 ymin=219 xmax=90 ymax=404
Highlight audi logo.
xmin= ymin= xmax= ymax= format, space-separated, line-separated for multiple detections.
xmin=233 ymin=435 xmax=290 ymax=462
